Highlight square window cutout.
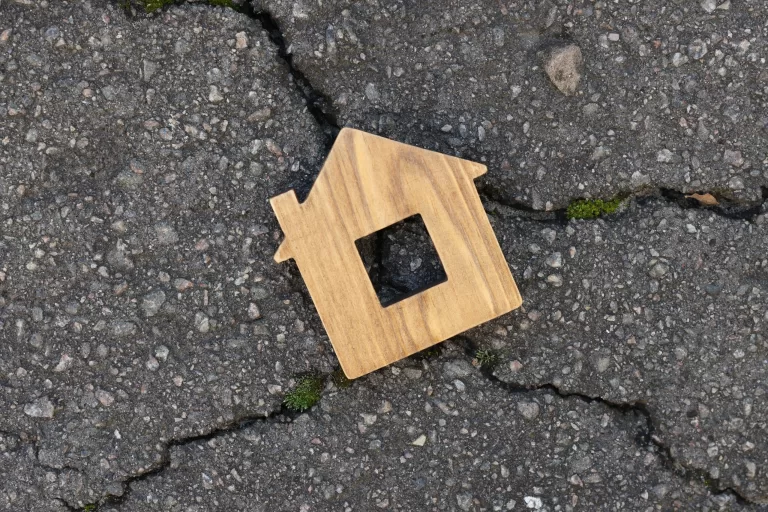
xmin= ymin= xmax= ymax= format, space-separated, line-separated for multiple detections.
xmin=355 ymin=214 xmax=448 ymax=307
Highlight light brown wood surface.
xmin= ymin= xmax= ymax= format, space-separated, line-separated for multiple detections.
xmin=271 ymin=128 xmax=522 ymax=378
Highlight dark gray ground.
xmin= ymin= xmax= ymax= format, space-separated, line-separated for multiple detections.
xmin=1 ymin=0 xmax=768 ymax=510
xmin=258 ymin=0 xmax=768 ymax=209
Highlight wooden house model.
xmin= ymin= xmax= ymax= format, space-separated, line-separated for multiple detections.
xmin=271 ymin=128 xmax=521 ymax=378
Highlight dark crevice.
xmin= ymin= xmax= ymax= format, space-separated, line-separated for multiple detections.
xmin=477 ymin=183 xmax=568 ymax=225
xmin=117 ymin=0 xmax=341 ymax=148
xmin=92 ymin=404 xmax=314 ymax=511
xmin=658 ymin=186 xmax=768 ymax=221
xmin=483 ymin=186 xmax=768 ymax=224
xmin=357 ymin=214 xmax=448 ymax=307
xmin=244 ymin=4 xmax=341 ymax=149
xmin=83 ymin=367 xmax=353 ymax=511
xmin=457 ymin=335 xmax=757 ymax=506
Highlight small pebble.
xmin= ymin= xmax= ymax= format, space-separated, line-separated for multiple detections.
xmin=96 ymin=390 xmax=114 ymax=407
xmin=518 ymin=401 xmax=540 ymax=420
xmin=195 ymin=312 xmax=210 ymax=333
xmin=142 ymin=290 xmax=166 ymax=317
xmin=235 ymin=31 xmax=248 ymax=49
xmin=688 ymin=39 xmax=708 ymax=60
xmin=146 ymin=356 xmax=160 ymax=371
xmin=155 ymin=345 xmax=170 ymax=362
xmin=649 ymin=263 xmax=669 ymax=278
xmin=209 ymin=85 xmax=224 ymax=103
xmin=544 ymin=44 xmax=583 ymax=95
xmin=24 ymin=397 xmax=54 ymax=418
xmin=545 ymin=252 xmax=563 ymax=268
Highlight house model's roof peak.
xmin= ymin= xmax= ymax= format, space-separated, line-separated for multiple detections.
xmin=274 ymin=128 xmax=487 ymax=263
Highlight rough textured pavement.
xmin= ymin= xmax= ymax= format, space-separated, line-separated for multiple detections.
xmin=1 ymin=0 xmax=768 ymax=510
xmin=1 ymin=1 xmax=332 ymax=507
xmin=105 ymin=356 xmax=729 ymax=511
xmin=258 ymin=0 xmax=768 ymax=209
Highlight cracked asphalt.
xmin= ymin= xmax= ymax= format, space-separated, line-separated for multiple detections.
xmin=1 ymin=0 xmax=768 ymax=510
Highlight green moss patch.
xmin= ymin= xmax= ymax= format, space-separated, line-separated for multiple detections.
xmin=566 ymin=198 xmax=622 ymax=220
xmin=139 ymin=0 xmax=235 ymax=13
xmin=474 ymin=349 xmax=500 ymax=369
xmin=140 ymin=0 xmax=175 ymax=13
xmin=283 ymin=376 xmax=324 ymax=412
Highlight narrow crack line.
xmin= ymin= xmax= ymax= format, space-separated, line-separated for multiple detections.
xmin=456 ymin=336 xmax=653 ymax=435
xmin=115 ymin=0 xmax=341 ymax=147
xmin=657 ymin=185 xmax=768 ymax=221
xmin=92 ymin=404 xmax=304 ymax=510
xmin=91 ymin=368 xmax=350 ymax=511
xmin=456 ymin=335 xmax=757 ymax=505
xmin=244 ymin=4 xmax=341 ymax=148
xmin=482 ymin=186 xmax=768 ymax=224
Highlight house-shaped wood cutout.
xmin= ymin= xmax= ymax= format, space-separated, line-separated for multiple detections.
xmin=271 ymin=128 xmax=522 ymax=378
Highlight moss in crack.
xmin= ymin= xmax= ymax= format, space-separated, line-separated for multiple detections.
xmin=138 ymin=0 xmax=235 ymax=13
xmin=473 ymin=348 xmax=501 ymax=369
xmin=566 ymin=197 xmax=622 ymax=220
xmin=139 ymin=0 xmax=175 ymax=13
xmin=83 ymin=505 xmax=97 ymax=512
xmin=331 ymin=368 xmax=352 ymax=389
xmin=415 ymin=345 xmax=442 ymax=360
xmin=284 ymin=375 xmax=324 ymax=412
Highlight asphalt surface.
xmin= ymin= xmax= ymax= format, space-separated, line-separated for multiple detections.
xmin=1 ymin=0 xmax=767 ymax=510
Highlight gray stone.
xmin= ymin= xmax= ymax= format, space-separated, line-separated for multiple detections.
xmin=688 ymin=39 xmax=709 ymax=60
xmin=545 ymin=252 xmax=563 ymax=268
xmin=443 ymin=359 xmax=474 ymax=379
xmin=518 ymin=401 xmax=541 ymax=420
xmin=724 ymin=149 xmax=745 ymax=167
xmin=24 ymin=397 xmax=54 ymax=419
xmin=544 ymin=44 xmax=584 ymax=95
xmin=701 ymin=0 xmax=717 ymax=13
xmin=141 ymin=290 xmax=166 ymax=317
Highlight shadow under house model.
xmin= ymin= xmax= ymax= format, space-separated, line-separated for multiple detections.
xmin=270 ymin=128 xmax=522 ymax=379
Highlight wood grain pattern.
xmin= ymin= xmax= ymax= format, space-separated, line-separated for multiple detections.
xmin=271 ymin=128 xmax=522 ymax=378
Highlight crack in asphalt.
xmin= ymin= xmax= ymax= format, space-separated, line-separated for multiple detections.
xmin=123 ymin=1 xmax=768 ymax=223
xmin=246 ymin=4 xmax=341 ymax=149
xmin=457 ymin=335 xmax=758 ymax=506
xmin=658 ymin=186 xmax=768 ymax=222
xmin=483 ymin=186 xmax=768 ymax=225
xmin=78 ymin=405 xmax=306 ymax=511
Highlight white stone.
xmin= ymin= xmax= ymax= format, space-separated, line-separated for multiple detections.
xmin=24 ymin=397 xmax=54 ymax=418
